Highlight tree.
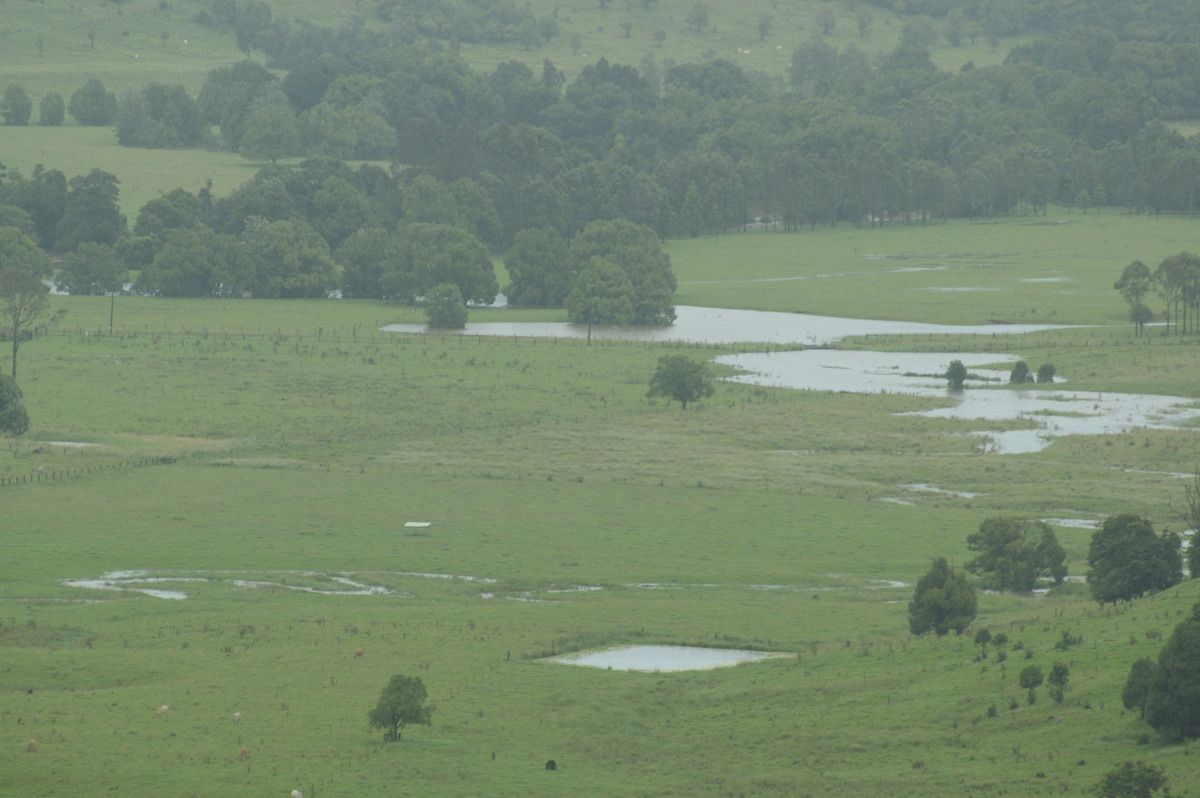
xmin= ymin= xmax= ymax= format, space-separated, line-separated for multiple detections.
xmin=974 ymin=628 xmax=992 ymax=657
xmin=116 ymin=84 xmax=205 ymax=148
xmin=1048 ymin=662 xmax=1069 ymax=703
xmin=647 ymin=355 xmax=714 ymax=410
xmin=815 ymin=6 xmax=836 ymax=36
xmin=425 ymin=282 xmax=467 ymax=329
xmin=237 ymin=104 xmax=302 ymax=163
xmin=945 ymin=359 xmax=968 ymax=390
xmin=68 ymin=78 xmax=118 ymax=125
xmin=1 ymin=85 xmax=33 ymax=126
xmin=393 ymin=223 xmax=497 ymax=306
xmin=684 ymin=2 xmax=709 ymax=34
xmin=38 ymin=91 xmax=65 ymax=126
xmin=1009 ymin=360 xmax=1031 ymax=384
xmin=1094 ymin=762 xmax=1168 ymax=798
xmin=1144 ymin=601 xmax=1200 ymax=740
xmin=1036 ymin=363 xmax=1056 ymax=383
xmin=1019 ymin=664 xmax=1043 ymax=704
xmin=56 ymin=243 xmax=127 ymax=295
xmin=1122 ymin=657 xmax=1158 ymax=718
xmin=908 ymin=558 xmax=976 ymax=636
xmin=54 ymin=169 xmax=127 ymax=251
xmin=504 ymin=228 xmax=572 ymax=307
xmin=568 ymin=220 xmax=675 ymax=326
xmin=0 ymin=226 xmax=61 ymax=379
xmin=565 ymin=256 xmax=635 ymax=340
xmin=368 ymin=674 xmax=432 ymax=741
xmin=1087 ymin=515 xmax=1183 ymax=604
xmin=1115 ymin=260 xmax=1154 ymax=336
xmin=242 ymin=217 xmax=340 ymax=299
xmin=964 ymin=517 xmax=1067 ymax=592
xmin=0 ymin=373 xmax=28 ymax=436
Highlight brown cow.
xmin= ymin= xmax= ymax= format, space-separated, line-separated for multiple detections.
xmin=239 ymin=746 xmax=250 ymax=760
xmin=353 ymin=648 xmax=364 ymax=658
xmin=27 ymin=739 xmax=37 ymax=753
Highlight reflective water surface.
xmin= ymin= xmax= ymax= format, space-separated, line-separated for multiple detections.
xmin=550 ymin=645 xmax=788 ymax=672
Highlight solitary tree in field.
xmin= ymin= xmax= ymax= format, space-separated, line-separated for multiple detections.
xmin=945 ymin=359 xmax=968 ymax=390
xmin=1047 ymin=662 xmax=1069 ymax=703
xmin=647 ymin=355 xmax=714 ymax=410
xmin=368 ymin=674 xmax=433 ymax=741
xmin=0 ymin=227 xmax=63 ymax=379
xmin=909 ymin=557 xmax=976 ymax=636
xmin=1008 ymin=360 xmax=1031 ymax=384
xmin=1019 ymin=664 xmax=1043 ymax=704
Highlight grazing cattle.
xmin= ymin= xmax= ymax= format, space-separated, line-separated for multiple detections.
xmin=239 ymin=746 xmax=250 ymax=760
xmin=156 ymin=705 xmax=170 ymax=718
xmin=291 ymin=791 xmax=303 ymax=798
xmin=352 ymin=648 xmax=364 ymax=658
xmin=232 ymin=711 xmax=240 ymax=723
xmin=545 ymin=759 xmax=557 ymax=771
xmin=27 ymin=739 xmax=37 ymax=753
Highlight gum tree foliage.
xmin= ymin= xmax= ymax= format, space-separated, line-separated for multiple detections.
xmin=646 ymin=354 xmax=715 ymax=410
xmin=368 ymin=674 xmax=432 ymax=742
xmin=964 ymin=517 xmax=1067 ymax=592
xmin=424 ymin=282 xmax=467 ymax=329
xmin=1094 ymin=761 xmax=1168 ymax=798
xmin=908 ymin=557 xmax=976 ymax=636
xmin=1087 ymin=514 xmax=1183 ymax=604
xmin=1122 ymin=657 xmax=1158 ymax=718
xmin=68 ymin=78 xmax=118 ymax=125
xmin=1143 ymin=601 xmax=1200 ymax=740
xmin=1114 ymin=259 xmax=1154 ymax=335
xmin=0 ymin=374 xmax=28 ymax=436
xmin=0 ymin=226 xmax=61 ymax=379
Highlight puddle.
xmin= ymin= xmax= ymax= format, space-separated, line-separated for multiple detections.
xmin=46 ymin=441 xmax=101 ymax=448
xmin=550 ymin=645 xmax=788 ymax=672
xmin=901 ymin=483 xmax=983 ymax=498
xmin=61 ymin=570 xmax=397 ymax=599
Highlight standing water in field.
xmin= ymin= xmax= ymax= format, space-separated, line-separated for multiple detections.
xmin=549 ymin=645 xmax=788 ymax=672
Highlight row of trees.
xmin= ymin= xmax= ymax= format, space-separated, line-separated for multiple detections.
xmin=1115 ymin=252 xmax=1200 ymax=335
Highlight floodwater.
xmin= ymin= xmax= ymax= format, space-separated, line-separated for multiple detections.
xmin=381 ymin=305 xmax=1068 ymax=346
xmin=550 ymin=645 xmax=788 ymax=672
xmin=717 ymin=349 xmax=1200 ymax=453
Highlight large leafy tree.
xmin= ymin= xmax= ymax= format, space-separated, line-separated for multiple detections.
xmin=1 ymin=84 xmax=33 ymax=126
xmin=568 ymin=219 xmax=675 ymax=325
xmin=38 ymin=91 xmax=65 ymax=126
xmin=0 ymin=373 xmax=28 ymax=436
xmin=1122 ymin=657 xmax=1158 ymax=719
xmin=336 ymin=227 xmax=402 ymax=299
xmin=564 ymin=256 xmax=635 ymax=336
xmin=242 ymin=217 xmax=340 ymax=299
xmin=1094 ymin=762 xmax=1168 ymax=798
xmin=424 ymin=282 xmax=468 ymax=329
xmin=69 ymin=78 xmax=118 ymax=125
xmin=116 ymin=84 xmax=206 ymax=148
xmin=54 ymin=169 xmax=127 ymax=251
xmin=1087 ymin=514 xmax=1182 ymax=604
xmin=908 ymin=557 xmax=976 ymax=636
xmin=368 ymin=674 xmax=433 ymax=741
xmin=391 ymin=223 xmax=497 ymax=305
xmin=503 ymin=228 xmax=571 ymax=306
xmin=0 ymin=226 xmax=60 ymax=379
xmin=964 ymin=517 xmax=1067 ymax=592
xmin=135 ymin=227 xmax=249 ymax=297
xmin=56 ymin=243 xmax=127 ymax=296
xmin=1144 ymin=601 xmax=1200 ymax=740
xmin=646 ymin=355 xmax=715 ymax=410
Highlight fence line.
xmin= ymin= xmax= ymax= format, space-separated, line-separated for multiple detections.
xmin=0 ymin=456 xmax=177 ymax=489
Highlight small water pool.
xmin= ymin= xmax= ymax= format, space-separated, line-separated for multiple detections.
xmin=549 ymin=645 xmax=788 ymax=672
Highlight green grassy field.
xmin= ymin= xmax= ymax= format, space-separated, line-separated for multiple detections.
xmin=2 ymin=216 xmax=1200 ymax=795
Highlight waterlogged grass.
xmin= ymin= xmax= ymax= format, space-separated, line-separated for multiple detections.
xmin=3 ymin=219 xmax=1200 ymax=795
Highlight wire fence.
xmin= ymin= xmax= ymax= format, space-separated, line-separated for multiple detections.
xmin=0 ymin=456 xmax=177 ymax=489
